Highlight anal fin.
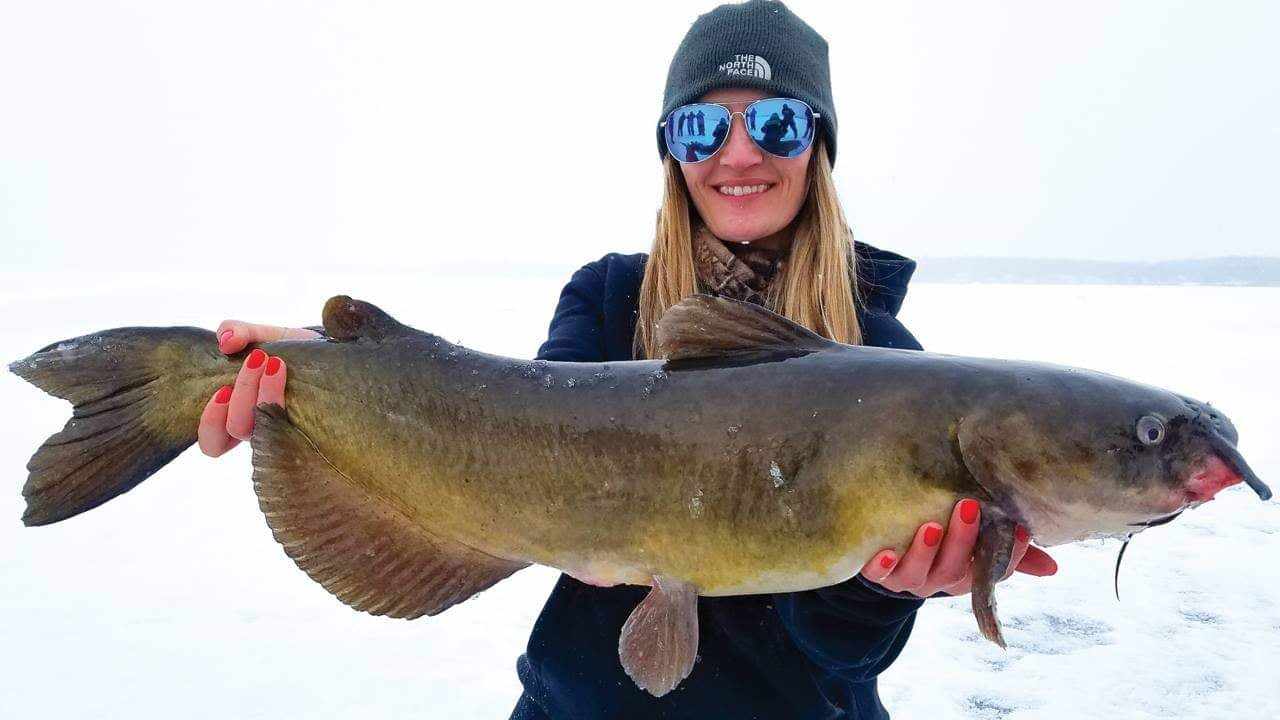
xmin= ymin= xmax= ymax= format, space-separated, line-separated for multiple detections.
xmin=250 ymin=403 xmax=526 ymax=619
xmin=617 ymin=575 xmax=700 ymax=697
xmin=971 ymin=504 xmax=1017 ymax=648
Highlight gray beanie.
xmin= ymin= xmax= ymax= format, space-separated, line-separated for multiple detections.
xmin=657 ymin=0 xmax=838 ymax=166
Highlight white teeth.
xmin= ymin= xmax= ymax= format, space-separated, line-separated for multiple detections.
xmin=718 ymin=184 xmax=771 ymax=197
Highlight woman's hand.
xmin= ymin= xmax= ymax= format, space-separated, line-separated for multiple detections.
xmin=197 ymin=321 xmax=320 ymax=457
xmin=858 ymin=498 xmax=1058 ymax=597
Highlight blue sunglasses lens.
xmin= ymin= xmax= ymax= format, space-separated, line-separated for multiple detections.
xmin=664 ymin=103 xmax=733 ymax=163
xmin=744 ymin=98 xmax=816 ymax=159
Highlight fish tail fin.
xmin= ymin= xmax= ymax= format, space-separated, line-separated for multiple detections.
xmin=9 ymin=326 xmax=229 ymax=526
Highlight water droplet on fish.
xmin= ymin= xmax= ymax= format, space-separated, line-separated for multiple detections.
xmin=542 ymin=375 xmax=554 ymax=388
xmin=471 ymin=369 xmax=479 ymax=375
xmin=565 ymin=377 xmax=577 ymax=388
xmin=770 ymin=461 xmax=785 ymax=488
xmin=727 ymin=425 xmax=741 ymax=436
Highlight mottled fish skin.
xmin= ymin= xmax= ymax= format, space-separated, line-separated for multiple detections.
xmin=259 ymin=334 xmax=968 ymax=595
xmin=248 ymin=309 xmax=1252 ymax=595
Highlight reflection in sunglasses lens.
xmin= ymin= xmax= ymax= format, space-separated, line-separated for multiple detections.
xmin=665 ymin=104 xmax=731 ymax=163
xmin=744 ymin=99 xmax=815 ymax=159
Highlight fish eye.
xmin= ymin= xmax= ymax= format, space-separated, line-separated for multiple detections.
xmin=1136 ymin=415 xmax=1165 ymax=446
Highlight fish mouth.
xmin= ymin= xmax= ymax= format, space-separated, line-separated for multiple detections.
xmin=1179 ymin=402 xmax=1268 ymax=500
xmin=1203 ymin=430 xmax=1272 ymax=501
xmin=1179 ymin=453 xmax=1249 ymax=504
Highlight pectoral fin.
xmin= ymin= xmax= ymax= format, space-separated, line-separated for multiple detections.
xmin=971 ymin=505 xmax=1018 ymax=648
xmin=617 ymin=575 xmax=700 ymax=697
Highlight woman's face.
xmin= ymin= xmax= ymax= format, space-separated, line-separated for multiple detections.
xmin=678 ymin=87 xmax=813 ymax=246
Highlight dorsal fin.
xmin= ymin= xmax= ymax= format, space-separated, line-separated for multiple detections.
xmin=322 ymin=296 xmax=412 ymax=342
xmin=655 ymin=294 xmax=838 ymax=370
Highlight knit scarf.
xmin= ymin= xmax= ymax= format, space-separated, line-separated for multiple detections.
xmin=690 ymin=224 xmax=786 ymax=306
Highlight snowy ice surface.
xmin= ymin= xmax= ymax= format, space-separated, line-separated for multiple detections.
xmin=1 ymin=271 xmax=1277 ymax=719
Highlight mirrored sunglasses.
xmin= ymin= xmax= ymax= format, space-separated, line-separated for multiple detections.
xmin=660 ymin=97 xmax=819 ymax=164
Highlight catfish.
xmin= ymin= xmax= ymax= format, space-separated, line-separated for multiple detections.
xmin=9 ymin=294 xmax=1270 ymax=696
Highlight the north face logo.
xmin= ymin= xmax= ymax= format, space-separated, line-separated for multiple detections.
xmin=718 ymin=54 xmax=772 ymax=81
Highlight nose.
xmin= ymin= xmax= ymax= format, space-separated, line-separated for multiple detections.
xmin=718 ymin=114 xmax=763 ymax=171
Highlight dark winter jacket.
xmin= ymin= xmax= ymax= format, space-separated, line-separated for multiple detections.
xmin=511 ymin=244 xmax=925 ymax=720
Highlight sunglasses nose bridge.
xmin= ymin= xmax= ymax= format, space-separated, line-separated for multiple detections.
xmin=717 ymin=111 xmax=763 ymax=164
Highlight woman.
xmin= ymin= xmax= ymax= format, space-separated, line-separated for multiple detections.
xmin=197 ymin=2 xmax=1057 ymax=717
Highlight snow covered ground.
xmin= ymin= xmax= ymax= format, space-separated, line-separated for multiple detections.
xmin=1 ymin=271 xmax=1276 ymax=719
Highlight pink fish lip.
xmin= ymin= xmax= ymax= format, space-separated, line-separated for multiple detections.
xmin=1180 ymin=454 xmax=1244 ymax=505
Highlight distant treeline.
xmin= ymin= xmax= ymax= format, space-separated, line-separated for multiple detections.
xmin=913 ymin=256 xmax=1280 ymax=286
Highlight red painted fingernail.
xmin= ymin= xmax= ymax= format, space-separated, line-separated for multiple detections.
xmin=879 ymin=554 xmax=896 ymax=569
xmin=265 ymin=356 xmax=282 ymax=376
xmin=924 ymin=525 xmax=943 ymax=547
xmin=214 ymin=385 xmax=233 ymax=404
xmin=218 ymin=329 xmax=233 ymax=347
xmin=960 ymin=499 xmax=980 ymax=524
xmin=1015 ymin=525 xmax=1030 ymax=543
xmin=246 ymin=348 xmax=267 ymax=369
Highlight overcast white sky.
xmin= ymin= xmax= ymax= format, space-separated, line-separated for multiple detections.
xmin=1 ymin=0 xmax=1276 ymax=273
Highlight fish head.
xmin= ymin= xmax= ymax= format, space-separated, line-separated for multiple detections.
xmin=957 ymin=370 xmax=1270 ymax=546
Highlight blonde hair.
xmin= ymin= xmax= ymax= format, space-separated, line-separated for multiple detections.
xmin=633 ymin=135 xmax=863 ymax=359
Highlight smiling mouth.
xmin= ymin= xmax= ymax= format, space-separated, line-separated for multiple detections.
xmin=715 ymin=183 xmax=774 ymax=198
